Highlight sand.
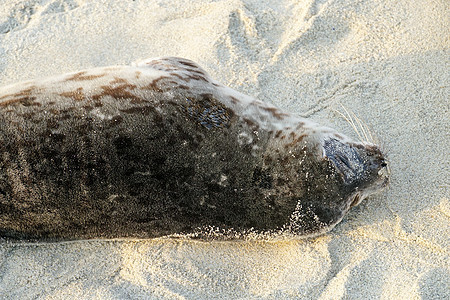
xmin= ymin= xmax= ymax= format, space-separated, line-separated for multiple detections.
xmin=0 ymin=0 xmax=448 ymax=299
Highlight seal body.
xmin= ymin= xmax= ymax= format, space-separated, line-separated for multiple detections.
xmin=0 ymin=57 xmax=389 ymax=241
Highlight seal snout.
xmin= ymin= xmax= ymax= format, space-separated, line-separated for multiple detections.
xmin=362 ymin=144 xmax=390 ymax=187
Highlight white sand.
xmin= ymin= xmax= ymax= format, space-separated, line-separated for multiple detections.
xmin=0 ymin=0 xmax=448 ymax=299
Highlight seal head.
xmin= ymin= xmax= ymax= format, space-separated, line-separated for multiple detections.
xmin=285 ymin=137 xmax=389 ymax=236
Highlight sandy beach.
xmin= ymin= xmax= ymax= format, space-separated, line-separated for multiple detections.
xmin=0 ymin=0 xmax=448 ymax=299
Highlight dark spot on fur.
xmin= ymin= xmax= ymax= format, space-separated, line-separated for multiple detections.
xmin=59 ymin=87 xmax=85 ymax=101
xmin=201 ymin=93 xmax=213 ymax=99
xmin=46 ymin=119 xmax=59 ymax=129
xmin=114 ymin=136 xmax=133 ymax=156
xmin=170 ymin=73 xmax=183 ymax=80
xmin=50 ymin=133 xmax=65 ymax=143
xmin=59 ymin=113 xmax=72 ymax=121
xmin=351 ymin=143 xmax=365 ymax=150
xmin=264 ymin=156 xmax=273 ymax=164
xmin=259 ymin=106 xmax=289 ymax=120
xmin=0 ymin=86 xmax=37 ymax=101
xmin=110 ymin=115 xmax=123 ymax=126
xmin=41 ymin=146 xmax=60 ymax=163
xmin=110 ymin=77 xmax=129 ymax=85
xmin=186 ymin=74 xmax=209 ymax=83
xmin=296 ymin=134 xmax=307 ymax=143
xmin=0 ymin=96 xmax=40 ymax=107
xmin=206 ymin=182 xmax=223 ymax=193
xmin=76 ymin=119 xmax=94 ymax=135
xmin=92 ymin=80 xmax=143 ymax=104
xmin=144 ymin=76 xmax=169 ymax=92
xmin=66 ymin=71 xmax=106 ymax=81
xmin=276 ymin=177 xmax=288 ymax=186
xmin=177 ymin=60 xmax=199 ymax=68
xmin=184 ymin=68 xmax=207 ymax=77
xmin=21 ymin=112 xmax=36 ymax=118
xmin=182 ymin=95 xmax=233 ymax=129
xmin=252 ymin=167 xmax=273 ymax=189
xmin=243 ymin=118 xmax=259 ymax=131
xmin=285 ymin=133 xmax=307 ymax=148
xmin=21 ymin=96 xmax=40 ymax=106
xmin=120 ymin=105 xmax=157 ymax=115
xmin=296 ymin=122 xmax=305 ymax=129
xmin=40 ymin=129 xmax=65 ymax=143
xmin=230 ymin=96 xmax=240 ymax=104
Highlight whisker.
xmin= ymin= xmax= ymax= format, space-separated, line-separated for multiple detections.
xmin=332 ymin=108 xmax=363 ymax=142
xmin=341 ymin=104 xmax=368 ymax=143
xmin=338 ymin=103 xmax=365 ymax=142
xmin=348 ymin=108 xmax=371 ymax=144
xmin=331 ymin=103 xmax=385 ymax=147
xmin=354 ymin=110 xmax=380 ymax=146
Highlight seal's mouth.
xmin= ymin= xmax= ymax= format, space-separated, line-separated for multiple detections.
xmin=350 ymin=193 xmax=361 ymax=208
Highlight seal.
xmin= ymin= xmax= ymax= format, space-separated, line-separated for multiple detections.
xmin=0 ymin=57 xmax=389 ymax=241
